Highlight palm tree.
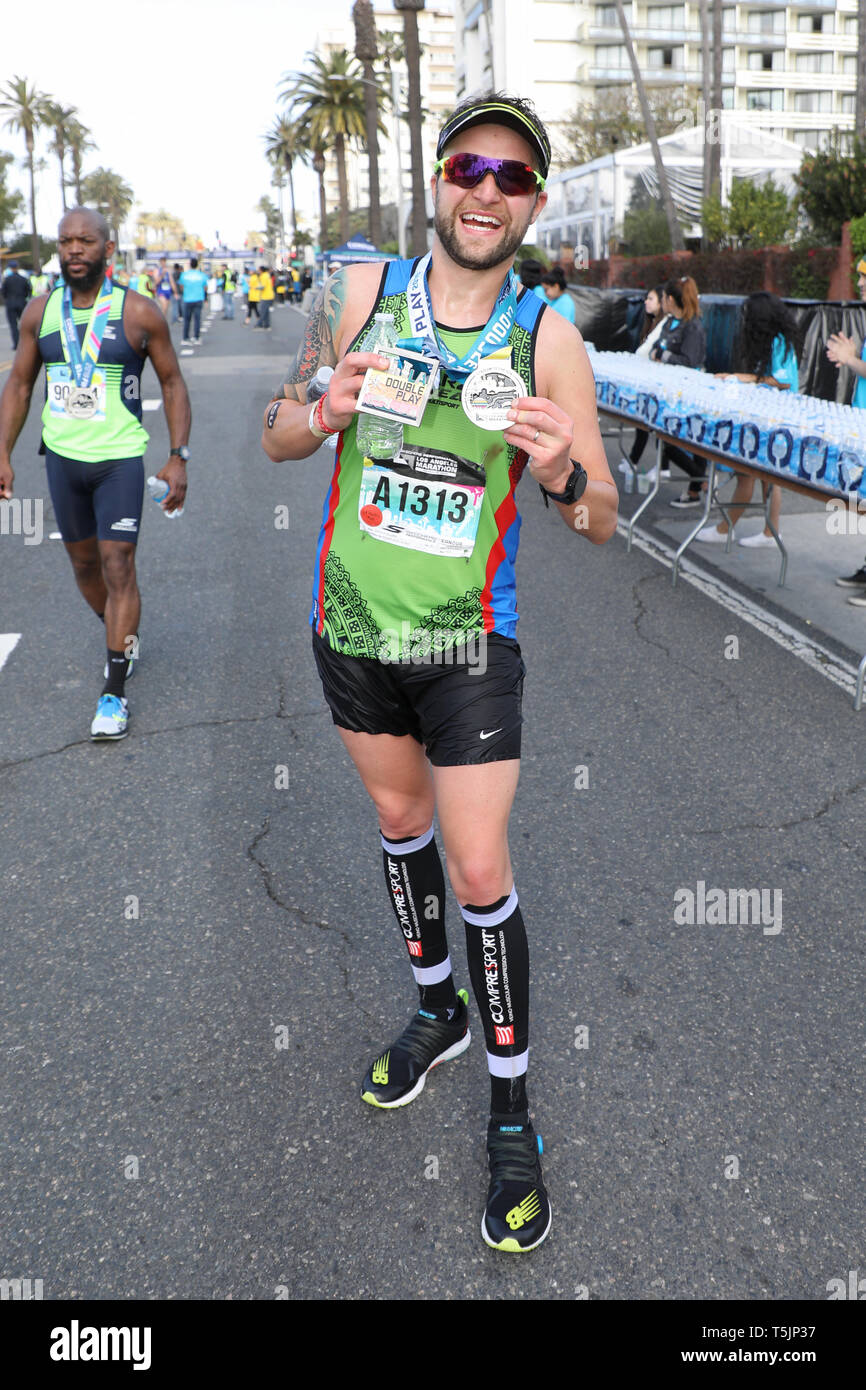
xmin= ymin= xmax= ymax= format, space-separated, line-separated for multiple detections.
xmin=263 ymin=114 xmax=304 ymax=244
xmin=613 ymin=1 xmax=684 ymax=252
xmin=80 ymin=167 xmax=134 ymax=242
xmin=44 ymin=100 xmax=78 ymax=212
xmin=353 ymin=0 xmax=382 ymax=246
xmin=65 ymin=117 xmax=96 ymax=205
xmin=281 ymin=50 xmax=367 ymax=245
xmin=0 ymin=76 xmax=51 ymax=271
xmin=394 ymin=0 xmax=428 ymax=256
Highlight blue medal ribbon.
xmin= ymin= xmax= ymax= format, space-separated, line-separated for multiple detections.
xmin=60 ymin=277 xmax=114 ymax=388
xmin=401 ymin=252 xmax=517 ymax=382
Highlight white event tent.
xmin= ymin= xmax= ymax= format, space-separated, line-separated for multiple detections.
xmin=539 ymin=117 xmax=804 ymax=264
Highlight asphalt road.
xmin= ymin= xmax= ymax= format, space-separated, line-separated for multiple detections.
xmin=1 ymin=301 xmax=864 ymax=1302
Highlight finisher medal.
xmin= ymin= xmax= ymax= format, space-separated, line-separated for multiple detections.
xmin=65 ymin=386 xmax=99 ymax=419
xmin=461 ymin=362 xmax=525 ymax=431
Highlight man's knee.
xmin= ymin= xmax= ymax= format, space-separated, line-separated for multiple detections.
xmin=377 ymin=795 xmax=435 ymax=844
xmin=100 ymin=545 xmax=137 ymax=589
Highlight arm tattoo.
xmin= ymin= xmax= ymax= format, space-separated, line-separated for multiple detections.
xmin=276 ymin=272 xmax=346 ymax=405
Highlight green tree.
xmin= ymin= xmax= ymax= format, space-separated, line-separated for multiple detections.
xmin=281 ymin=50 xmax=368 ymax=245
xmin=43 ymin=100 xmax=78 ymax=211
xmin=622 ymin=180 xmax=674 ymax=255
xmin=65 ymin=116 xmax=96 ymax=206
xmin=0 ymin=150 xmax=25 ymax=247
xmin=703 ymin=177 xmax=796 ymax=250
xmin=80 ymin=167 xmax=134 ymax=241
xmin=0 ymin=76 xmax=51 ymax=271
xmin=264 ymin=114 xmax=304 ymax=245
xmin=256 ymin=195 xmax=283 ymax=251
xmin=794 ymin=136 xmax=866 ymax=244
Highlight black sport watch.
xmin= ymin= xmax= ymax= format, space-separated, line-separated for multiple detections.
xmin=539 ymin=459 xmax=588 ymax=507
xmin=170 ymin=446 xmax=190 ymax=462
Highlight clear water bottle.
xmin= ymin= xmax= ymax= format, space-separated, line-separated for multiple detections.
xmin=356 ymin=312 xmax=403 ymax=460
xmin=146 ymin=474 xmax=183 ymax=518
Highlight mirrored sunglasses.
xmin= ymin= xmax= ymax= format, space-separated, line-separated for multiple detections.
xmin=434 ymin=153 xmax=545 ymax=197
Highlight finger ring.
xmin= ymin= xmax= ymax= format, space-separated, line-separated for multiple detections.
xmin=533 ymin=429 xmax=540 ymax=443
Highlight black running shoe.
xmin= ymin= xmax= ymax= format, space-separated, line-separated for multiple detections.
xmin=361 ymin=989 xmax=470 ymax=1109
xmin=836 ymin=564 xmax=866 ymax=589
xmin=482 ymin=1117 xmax=552 ymax=1253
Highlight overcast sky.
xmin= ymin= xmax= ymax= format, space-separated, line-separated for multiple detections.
xmin=1 ymin=0 xmax=363 ymax=250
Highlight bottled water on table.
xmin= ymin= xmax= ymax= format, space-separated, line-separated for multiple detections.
xmin=356 ymin=312 xmax=404 ymax=461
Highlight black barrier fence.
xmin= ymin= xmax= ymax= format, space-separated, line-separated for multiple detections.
xmin=568 ymin=286 xmax=866 ymax=405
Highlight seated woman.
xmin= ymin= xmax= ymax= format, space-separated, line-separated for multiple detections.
xmin=696 ymin=292 xmax=801 ymax=547
xmin=647 ymin=277 xmax=708 ymax=507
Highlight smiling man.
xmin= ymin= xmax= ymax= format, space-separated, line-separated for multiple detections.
xmin=263 ymin=93 xmax=617 ymax=1252
xmin=0 ymin=207 xmax=191 ymax=740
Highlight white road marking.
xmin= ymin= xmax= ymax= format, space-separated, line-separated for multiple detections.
xmin=619 ymin=519 xmax=862 ymax=700
xmin=0 ymin=634 xmax=21 ymax=671
xmin=142 ymin=399 xmax=162 ymax=412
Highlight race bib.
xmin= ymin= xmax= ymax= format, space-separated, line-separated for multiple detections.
xmin=358 ymin=446 xmax=485 ymax=559
xmin=47 ymin=364 xmax=107 ymax=421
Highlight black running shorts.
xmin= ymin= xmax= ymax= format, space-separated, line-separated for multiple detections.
xmin=312 ymin=629 xmax=525 ymax=766
xmin=45 ymin=449 xmax=144 ymax=544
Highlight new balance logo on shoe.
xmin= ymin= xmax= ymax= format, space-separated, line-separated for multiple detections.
xmin=371 ymin=1053 xmax=389 ymax=1086
xmin=505 ymin=1190 xmax=541 ymax=1231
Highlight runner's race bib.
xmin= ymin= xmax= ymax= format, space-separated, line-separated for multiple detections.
xmin=47 ymin=364 xmax=107 ymax=421
xmin=358 ymin=445 xmax=485 ymax=559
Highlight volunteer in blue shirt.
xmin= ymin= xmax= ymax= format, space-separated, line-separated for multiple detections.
xmin=533 ymin=265 xmax=576 ymax=323
xmin=179 ymin=257 xmax=208 ymax=344
xmin=827 ymin=257 xmax=866 ymax=602
xmin=697 ymin=291 xmax=801 ymax=548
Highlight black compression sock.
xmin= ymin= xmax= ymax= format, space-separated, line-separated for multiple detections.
xmin=103 ymin=649 xmax=128 ymax=698
xmin=462 ymin=889 xmax=530 ymax=1117
xmin=381 ymin=826 xmax=457 ymax=1012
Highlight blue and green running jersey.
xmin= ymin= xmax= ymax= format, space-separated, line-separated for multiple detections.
xmin=38 ymin=284 xmax=149 ymax=463
xmin=310 ymin=257 xmax=546 ymax=661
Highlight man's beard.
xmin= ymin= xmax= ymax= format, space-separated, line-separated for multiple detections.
xmin=434 ymin=197 xmax=529 ymax=272
xmin=62 ymin=259 xmax=105 ymax=292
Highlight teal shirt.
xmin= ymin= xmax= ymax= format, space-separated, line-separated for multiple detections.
xmin=769 ymin=335 xmax=799 ymax=393
xmin=853 ymin=338 xmax=866 ymax=410
xmin=533 ymin=284 xmax=576 ymax=324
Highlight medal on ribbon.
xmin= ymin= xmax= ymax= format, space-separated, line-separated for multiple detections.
xmin=59 ymin=277 xmax=113 ymax=418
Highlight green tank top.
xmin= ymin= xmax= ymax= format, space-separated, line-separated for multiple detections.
xmin=310 ymin=271 xmax=541 ymax=661
xmin=38 ymin=285 xmax=150 ymax=463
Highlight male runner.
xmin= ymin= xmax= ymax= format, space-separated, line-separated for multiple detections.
xmin=0 ymin=206 xmax=191 ymax=740
xmin=262 ymin=94 xmax=617 ymax=1252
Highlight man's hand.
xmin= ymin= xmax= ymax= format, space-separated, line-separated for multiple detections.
xmin=827 ymin=332 xmax=857 ymax=368
xmin=155 ymin=458 xmax=187 ymax=513
xmin=0 ymin=457 xmax=13 ymax=499
xmin=320 ymin=351 xmax=391 ymax=432
xmin=504 ymin=396 xmax=574 ymax=493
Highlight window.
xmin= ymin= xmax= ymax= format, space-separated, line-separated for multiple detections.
xmin=595 ymin=44 xmax=628 ymax=67
xmin=722 ymin=46 xmax=735 ymax=74
xmin=647 ymin=46 xmax=678 ymax=68
xmin=793 ymin=90 xmax=832 ymax=113
xmin=795 ymin=52 xmax=832 ymax=73
xmin=839 ymin=93 xmax=856 ymax=113
xmin=797 ymin=13 xmax=832 ymax=34
xmin=844 ymin=16 xmax=858 ymax=35
xmin=722 ymin=87 xmax=735 ymax=109
xmin=645 ymin=5 xmax=685 ymax=27
xmin=746 ymin=88 xmax=783 ymax=111
xmin=748 ymin=50 xmax=778 ymax=71
xmin=840 ymin=55 xmax=857 ymax=75
xmin=595 ymin=4 xmax=617 ymax=23
xmin=747 ymin=11 xmax=784 ymax=34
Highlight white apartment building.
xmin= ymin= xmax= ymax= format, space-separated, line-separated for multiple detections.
xmin=316 ymin=2 xmax=457 ymax=239
xmin=454 ymin=0 xmax=860 ymax=162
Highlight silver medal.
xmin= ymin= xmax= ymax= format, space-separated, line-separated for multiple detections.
xmin=66 ymin=386 xmax=98 ymax=419
xmin=461 ymin=363 xmax=525 ymax=431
